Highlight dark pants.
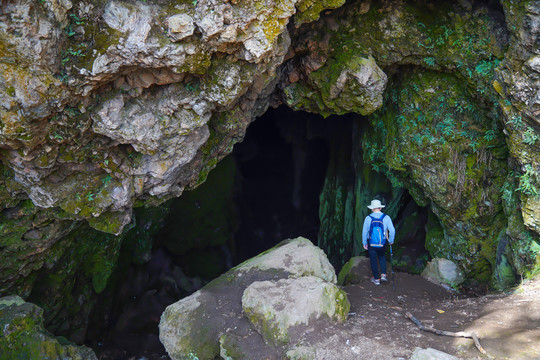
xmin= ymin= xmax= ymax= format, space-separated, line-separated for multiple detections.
xmin=368 ymin=244 xmax=387 ymax=280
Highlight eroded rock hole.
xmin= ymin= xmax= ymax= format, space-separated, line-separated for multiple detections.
xmin=85 ymin=106 xmax=435 ymax=359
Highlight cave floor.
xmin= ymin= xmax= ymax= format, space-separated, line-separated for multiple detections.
xmin=298 ymin=264 xmax=540 ymax=360
xmin=95 ymin=265 xmax=540 ymax=360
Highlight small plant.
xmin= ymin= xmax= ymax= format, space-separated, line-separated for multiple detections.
xmin=523 ymin=128 xmax=539 ymax=145
xmin=87 ymin=192 xmax=95 ymax=201
xmin=69 ymin=13 xmax=85 ymax=25
xmin=423 ymin=57 xmax=435 ymax=67
xmin=483 ymin=129 xmax=496 ymax=142
xmin=185 ymin=82 xmax=199 ymax=92
xmin=102 ymin=175 xmax=112 ymax=185
xmin=64 ymin=25 xmax=76 ymax=37
xmin=516 ymin=164 xmax=538 ymax=197
xmin=507 ymin=115 xmax=523 ymax=130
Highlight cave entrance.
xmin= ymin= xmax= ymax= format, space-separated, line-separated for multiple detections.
xmin=151 ymin=105 xmax=432 ymax=278
xmin=86 ymin=106 xmax=434 ymax=359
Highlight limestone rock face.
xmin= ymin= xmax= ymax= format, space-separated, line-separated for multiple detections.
xmin=0 ymin=0 xmax=344 ymax=236
xmin=1 ymin=0 xmax=540 ymax=348
xmin=279 ymin=0 xmax=539 ymax=285
xmin=242 ymin=276 xmax=349 ymax=346
xmin=496 ymin=1 xmax=540 ymax=235
xmin=422 ymin=258 xmax=465 ymax=287
xmin=159 ymin=237 xmax=346 ymax=360
xmin=284 ymin=54 xmax=388 ymax=116
xmin=0 ymin=295 xmax=98 ymax=360
xmin=0 ymin=0 xmax=342 ymax=306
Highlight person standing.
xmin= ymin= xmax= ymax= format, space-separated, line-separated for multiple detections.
xmin=362 ymin=199 xmax=395 ymax=285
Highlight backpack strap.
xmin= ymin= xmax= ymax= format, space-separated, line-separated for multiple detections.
xmin=369 ymin=213 xmax=386 ymax=221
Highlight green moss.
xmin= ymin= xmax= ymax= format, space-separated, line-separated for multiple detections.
xmin=337 ymin=258 xmax=356 ymax=286
xmin=294 ymin=0 xmax=346 ymax=26
xmin=330 ymin=287 xmax=350 ymax=322
xmin=219 ymin=334 xmax=246 ymax=360
xmin=87 ymin=210 xmax=128 ymax=235
xmin=0 ymin=300 xmax=97 ymax=360
xmin=361 ymin=66 xmax=510 ymax=283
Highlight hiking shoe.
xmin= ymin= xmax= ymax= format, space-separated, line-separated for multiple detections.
xmin=381 ymin=274 xmax=388 ymax=282
xmin=370 ymin=277 xmax=380 ymax=286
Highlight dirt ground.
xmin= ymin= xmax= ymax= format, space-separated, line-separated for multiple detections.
xmin=95 ymin=260 xmax=540 ymax=360
xmin=295 ymin=259 xmax=540 ymax=360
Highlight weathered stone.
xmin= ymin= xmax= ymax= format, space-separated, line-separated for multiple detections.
xmin=167 ymin=13 xmax=195 ymax=41
xmin=219 ymin=333 xmax=250 ymax=360
xmin=409 ymin=347 xmax=461 ymax=360
xmin=286 ymin=345 xmax=317 ymax=360
xmin=242 ymin=276 xmax=349 ymax=346
xmin=422 ymin=258 xmax=465 ymax=287
xmin=0 ymin=296 xmax=98 ymax=360
xmin=238 ymin=237 xmax=337 ymax=284
xmin=159 ymin=237 xmax=340 ymax=359
xmin=337 ymin=256 xmax=371 ymax=286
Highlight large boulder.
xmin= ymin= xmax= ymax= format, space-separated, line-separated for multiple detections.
xmin=159 ymin=237 xmax=347 ymax=360
xmin=0 ymin=296 xmax=98 ymax=360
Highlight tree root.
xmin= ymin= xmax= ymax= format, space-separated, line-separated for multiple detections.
xmin=405 ymin=312 xmax=492 ymax=358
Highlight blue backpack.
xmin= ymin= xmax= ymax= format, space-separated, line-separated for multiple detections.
xmin=368 ymin=214 xmax=387 ymax=247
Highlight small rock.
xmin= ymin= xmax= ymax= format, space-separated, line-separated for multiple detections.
xmin=166 ymin=14 xmax=195 ymax=41
xmin=409 ymin=347 xmax=461 ymax=360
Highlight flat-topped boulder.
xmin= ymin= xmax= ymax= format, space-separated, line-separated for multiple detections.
xmin=159 ymin=237 xmax=349 ymax=360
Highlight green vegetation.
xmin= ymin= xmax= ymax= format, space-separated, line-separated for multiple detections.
xmin=516 ymin=164 xmax=538 ymax=197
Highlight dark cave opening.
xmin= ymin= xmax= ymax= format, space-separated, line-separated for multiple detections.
xmin=86 ymin=106 xmax=436 ymax=360
xmin=232 ymin=107 xmax=330 ymax=261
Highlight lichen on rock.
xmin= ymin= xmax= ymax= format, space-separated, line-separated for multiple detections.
xmin=242 ymin=276 xmax=349 ymax=346
xmin=159 ymin=237 xmax=344 ymax=360
xmin=0 ymin=296 xmax=98 ymax=360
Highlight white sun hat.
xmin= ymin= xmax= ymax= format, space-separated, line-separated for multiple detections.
xmin=367 ymin=199 xmax=385 ymax=209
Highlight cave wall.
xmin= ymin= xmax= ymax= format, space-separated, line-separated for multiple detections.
xmin=0 ymin=0 xmax=343 ymax=300
xmin=0 ymin=0 xmax=540 ymax=350
xmin=280 ymin=0 xmax=540 ymax=287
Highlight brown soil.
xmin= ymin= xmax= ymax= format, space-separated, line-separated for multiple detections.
xmin=294 ymin=260 xmax=540 ymax=360
xmin=95 ymin=260 xmax=540 ymax=360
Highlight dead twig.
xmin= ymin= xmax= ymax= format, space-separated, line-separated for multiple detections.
xmin=405 ymin=312 xmax=491 ymax=357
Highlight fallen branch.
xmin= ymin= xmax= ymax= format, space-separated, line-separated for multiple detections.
xmin=405 ymin=312 xmax=491 ymax=357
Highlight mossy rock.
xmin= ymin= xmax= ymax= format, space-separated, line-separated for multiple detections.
xmin=337 ymin=256 xmax=370 ymax=286
xmin=159 ymin=237 xmax=340 ymax=359
xmin=242 ymin=276 xmax=350 ymax=347
xmin=294 ymin=0 xmax=346 ymax=26
xmin=0 ymin=296 xmax=98 ymax=360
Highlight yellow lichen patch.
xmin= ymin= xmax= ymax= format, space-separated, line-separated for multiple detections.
xmin=492 ymin=79 xmax=504 ymax=95
xmin=262 ymin=17 xmax=288 ymax=44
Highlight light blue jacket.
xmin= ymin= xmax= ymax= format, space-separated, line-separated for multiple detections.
xmin=362 ymin=212 xmax=395 ymax=247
